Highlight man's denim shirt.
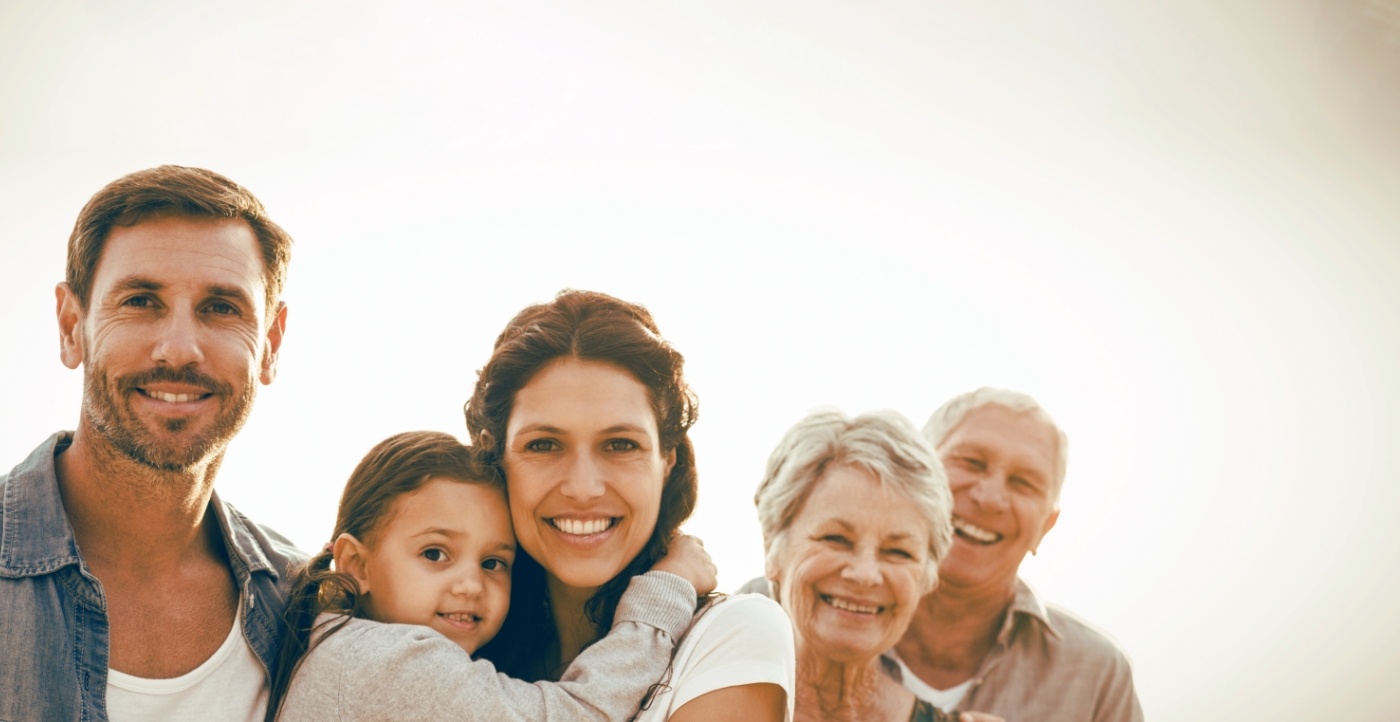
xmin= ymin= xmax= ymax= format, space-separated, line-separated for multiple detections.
xmin=0 ymin=432 xmax=305 ymax=722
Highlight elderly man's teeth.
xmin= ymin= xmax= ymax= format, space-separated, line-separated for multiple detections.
xmin=150 ymin=391 xmax=201 ymax=403
xmin=551 ymin=518 xmax=614 ymax=535
xmin=823 ymin=596 xmax=881 ymax=614
xmin=953 ymin=519 xmax=1002 ymax=544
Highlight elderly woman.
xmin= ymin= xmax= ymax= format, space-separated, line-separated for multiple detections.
xmin=753 ymin=410 xmax=1000 ymax=722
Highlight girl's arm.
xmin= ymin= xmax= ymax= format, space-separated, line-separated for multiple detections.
xmin=308 ymin=571 xmax=697 ymax=722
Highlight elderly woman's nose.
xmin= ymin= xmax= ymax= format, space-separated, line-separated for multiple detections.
xmin=840 ymin=549 xmax=882 ymax=586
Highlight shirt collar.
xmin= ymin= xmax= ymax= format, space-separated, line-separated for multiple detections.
xmin=0 ymin=431 xmax=279 ymax=582
xmin=997 ymin=577 xmax=1062 ymax=644
xmin=0 ymin=432 xmax=82 ymax=576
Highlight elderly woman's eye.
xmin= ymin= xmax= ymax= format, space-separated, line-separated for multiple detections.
xmin=884 ymin=547 xmax=915 ymax=560
xmin=819 ymin=534 xmax=852 ymax=547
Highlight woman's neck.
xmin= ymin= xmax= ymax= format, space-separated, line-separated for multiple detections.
xmin=794 ymin=651 xmax=913 ymax=722
xmin=545 ymin=574 xmax=602 ymax=668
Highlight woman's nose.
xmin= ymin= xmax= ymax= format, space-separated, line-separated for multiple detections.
xmin=560 ymin=451 xmax=606 ymax=501
xmin=840 ymin=550 xmax=881 ymax=586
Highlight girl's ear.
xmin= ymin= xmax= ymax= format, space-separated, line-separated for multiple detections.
xmin=333 ymin=533 xmax=372 ymax=594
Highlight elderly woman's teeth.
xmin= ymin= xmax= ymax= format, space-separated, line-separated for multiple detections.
xmin=822 ymin=595 xmax=881 ymax=614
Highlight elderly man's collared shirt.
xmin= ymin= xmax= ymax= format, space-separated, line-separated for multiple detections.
xmin=886 ymin=578 xmax=1144 ymax=722
xmin=0 ymin=432 xmax=304 ymax=722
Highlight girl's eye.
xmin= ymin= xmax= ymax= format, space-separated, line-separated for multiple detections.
xmin=483 ymin=558 xmax=509 ymax=572
xmin=524 ymin=439 xmax=559 ymax=452
xmin=605 ymin=438 xmax=639 ymax=452
xmin=421 ymin=548 xmax=447 ymax=563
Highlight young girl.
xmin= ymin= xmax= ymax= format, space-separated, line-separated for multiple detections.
xmin=266 ymin=431 xmax=716 ymax=722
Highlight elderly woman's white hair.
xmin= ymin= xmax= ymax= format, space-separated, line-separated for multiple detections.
xmin=753 ymin=409 xmax=954 ymax=595
xmin=923 ymin=387 xmax=1069 ymax=502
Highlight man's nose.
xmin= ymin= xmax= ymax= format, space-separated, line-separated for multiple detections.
xmin=151 ymin=308 xmax=205 ymax=368
xmin=560 ymin=451 xmax=606 ymax=502
xmin=968 ymin=474 xmax=1010 ymax=512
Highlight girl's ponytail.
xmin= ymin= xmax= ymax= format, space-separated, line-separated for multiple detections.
xmin=263 ymin=545 xmax=364 ymax=722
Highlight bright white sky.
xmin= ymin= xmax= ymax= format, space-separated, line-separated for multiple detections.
xmin=3 ymin=2 xmax=1399 ymax=719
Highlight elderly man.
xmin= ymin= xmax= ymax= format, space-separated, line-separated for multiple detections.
xmin=885 ymin=387 xmax=1143 ymax=721
xmin=0 ymin=166 xmax=303 ymax=722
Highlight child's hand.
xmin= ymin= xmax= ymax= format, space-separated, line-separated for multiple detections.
xmin=652 ymin=533 xmax=717 ymax=596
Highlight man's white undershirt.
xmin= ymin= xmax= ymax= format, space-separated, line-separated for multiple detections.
xmin=106 ymin=599 xmax=268 ymax=722
xmin=890 ymin=651 xmax=975 ymax=712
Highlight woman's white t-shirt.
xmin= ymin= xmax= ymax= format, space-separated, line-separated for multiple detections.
xmin=632 ymin=593 xmax=796 ymax=721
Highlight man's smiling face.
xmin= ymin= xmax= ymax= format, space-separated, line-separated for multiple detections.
xmin=62 ymin=214 xmax=285 ymax=472
xmin=935 ymin=403 xmax=1060 ymax=595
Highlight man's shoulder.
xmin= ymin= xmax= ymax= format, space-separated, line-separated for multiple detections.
xmin=1038 ymin=599 xmax=1135 ymax=667
xmin=217 ymin=498 xmax=308 ymax=578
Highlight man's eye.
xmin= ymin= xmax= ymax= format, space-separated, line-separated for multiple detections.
xmin=207 ymin=301 xmax=239 ymax=315
xmin=422 ymin=548 xmax=447 ymax=562
xmin=122 ymin=295 xmax=153 ymax=308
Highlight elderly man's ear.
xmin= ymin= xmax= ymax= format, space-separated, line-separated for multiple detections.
xmin=1031 ymin=509 xmax=1061 ymax=556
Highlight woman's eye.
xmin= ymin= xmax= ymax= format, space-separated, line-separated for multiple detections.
xmin=524 ymin=439 xmax=558 ymax=452
xmin=421 ymin=548 xmax=447 ymax=562
xmin=884 ymin=548 xmax=914 ymax=560
xmin=820 ymin=535 xmax=852 ymax=547
xmin=605 ymin=438 xmax=639 ymax=452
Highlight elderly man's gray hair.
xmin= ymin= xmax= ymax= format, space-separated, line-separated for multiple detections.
xmin=753 ymin=408 xmax=954 ymax=594
xmin=923 ymin=387 xmax=1070 ymax=498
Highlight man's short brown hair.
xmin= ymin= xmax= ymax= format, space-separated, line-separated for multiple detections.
xmin=66 ymin=165 xmax=293 ymax=312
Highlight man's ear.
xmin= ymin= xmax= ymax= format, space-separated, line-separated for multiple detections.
xmin=56 ymin=283 xmax=84 ymax=370
xmin=259 ymin=301 xmax=287 ymax=385
xmin=1032 ymin=508 xmax=1060 ymax=555
xmin=333 ymin=532 xmax=371 ymax=594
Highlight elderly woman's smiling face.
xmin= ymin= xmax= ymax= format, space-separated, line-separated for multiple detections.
xmin=769 ymin=464 xmax=932 ymax=664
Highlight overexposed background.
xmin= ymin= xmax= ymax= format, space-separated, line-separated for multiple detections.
xmin=3 ymin=2 xmax=1398 ymax=719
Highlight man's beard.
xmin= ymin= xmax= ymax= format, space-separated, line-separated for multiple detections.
xmin=82 ymin=361 xmax=255 ymax=473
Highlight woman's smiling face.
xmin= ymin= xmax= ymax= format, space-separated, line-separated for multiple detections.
xmin=503 ymin=357 xmax=674 ymax=594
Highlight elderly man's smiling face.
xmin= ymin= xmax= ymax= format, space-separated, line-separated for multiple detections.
xmin=936 ymin=403 xmax=1060 ymax=596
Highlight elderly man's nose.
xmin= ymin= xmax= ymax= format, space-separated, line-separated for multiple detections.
xmin=969 ymin=475 xmax=1010 ymax=511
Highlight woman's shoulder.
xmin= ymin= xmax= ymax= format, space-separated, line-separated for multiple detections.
xmin=692 ymin=593 xmax=789 ymax=628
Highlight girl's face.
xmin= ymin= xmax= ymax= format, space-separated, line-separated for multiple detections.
xmin=503 ymin=358 xmax=675 ymax=595
xmin=339 ymin=478 xmax=515 ymax=654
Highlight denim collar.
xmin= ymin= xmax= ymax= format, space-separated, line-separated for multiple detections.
xmin=0 ymin=431 xmax=280 ymax=582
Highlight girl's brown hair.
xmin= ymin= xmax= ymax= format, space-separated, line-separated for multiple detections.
xmin=264 ymin=431 xmax=498 ymax=721
xmin=464 ymin=289 xmax=699 ymax=680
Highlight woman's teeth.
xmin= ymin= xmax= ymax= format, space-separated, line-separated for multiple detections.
xmin=822 ymin=595 xmax=882 ymax=615
xmin=550 ymin=517 xmax=615 ymax=535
